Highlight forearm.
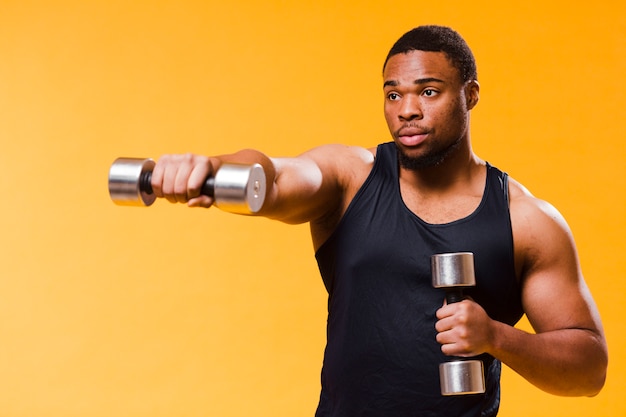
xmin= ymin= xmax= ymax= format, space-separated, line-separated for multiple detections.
xmin=488 ymin=320 xmax=607 ymax=396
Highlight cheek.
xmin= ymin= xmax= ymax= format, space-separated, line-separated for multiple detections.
xmin=383 ymin=106 xmax=395 ymax=127
xmin=435 ymin=99 xmax=467 ymax=131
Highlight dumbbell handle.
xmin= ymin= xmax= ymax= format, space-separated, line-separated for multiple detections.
xmin=138 ymin=168 xmax=216 ymax=198
xmin=444 ymin=288 xmax=466 ymax=305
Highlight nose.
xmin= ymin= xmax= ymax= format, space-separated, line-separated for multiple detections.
xmin=398 ymin=95 xmax=422 ymax=121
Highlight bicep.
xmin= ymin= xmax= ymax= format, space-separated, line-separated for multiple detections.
xmin=263 ymin=144 xmax=369 ymax=224
xmin=264 ymin=156 xmax=330 ymax=224
xmin=513 ymin=199 xmax=603 ymax=336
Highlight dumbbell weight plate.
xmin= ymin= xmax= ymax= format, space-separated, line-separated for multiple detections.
xmin=212 ymin=163 xmax=266 ymax=214
xmin=431 ymin=252 xmax=476 ymax=288
xmin=108 ymin=157 xmax=157 ymax=206
xmin=439 ymin=360 xmax=485 ymax=396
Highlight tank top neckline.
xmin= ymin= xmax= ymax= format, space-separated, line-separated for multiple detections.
xmin=383 ymin=144 xmax=493 ymax=227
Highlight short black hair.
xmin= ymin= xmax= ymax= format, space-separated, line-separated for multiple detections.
xmin=383 ymin=25 xmax=477 ymax=83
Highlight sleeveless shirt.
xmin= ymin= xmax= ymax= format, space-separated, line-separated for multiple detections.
xmin=314 ymin=142 xmax=524 ymax=417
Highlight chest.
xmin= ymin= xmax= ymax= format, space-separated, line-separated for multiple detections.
xmin=400 ymin=189 xmax=484 ymax=225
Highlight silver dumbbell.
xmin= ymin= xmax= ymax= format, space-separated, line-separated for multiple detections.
xmin=108 ymin=157 xmax=266 ymax=214
xmin=431 ymin=252 xmax=486 ymax=396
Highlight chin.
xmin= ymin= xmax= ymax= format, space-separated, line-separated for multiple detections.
xmin=398 ymin=150 xmax=445 ymax=170
xmin=396 ymin=139 xmax=461 ymax=170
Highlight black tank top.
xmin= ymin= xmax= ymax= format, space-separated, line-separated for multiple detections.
xmin=314 ymin=142 xmax=523 ymax=417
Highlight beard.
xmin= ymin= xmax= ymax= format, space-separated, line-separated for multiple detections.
xmin=397 ymin=136 xmax=462 ymax=170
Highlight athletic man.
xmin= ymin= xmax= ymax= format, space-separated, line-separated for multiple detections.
xmin=150 ymin=26 xmax=607 ymax=416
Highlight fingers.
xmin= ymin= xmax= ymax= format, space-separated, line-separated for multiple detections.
xmin=435 ymin=304 xmax=471 ymax=355
xmin=188 ymin=195 xmax=214 ymax=208
xmin=172 ymin=160 xmax=194 ymax=203
xmin=151 ymin=153 xmax=214 ymax=206
xmin=436 ymin=324 xmax=472 ymax=356
xmin=435 ymin=300 xmax=489 ymax=357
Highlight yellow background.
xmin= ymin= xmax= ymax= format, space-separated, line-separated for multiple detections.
xmin=1 ymin=1 xmax=624 ymax=416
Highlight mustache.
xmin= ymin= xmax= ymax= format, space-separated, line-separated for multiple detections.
xmin=395 ymin=123 xmax=431 ymax=136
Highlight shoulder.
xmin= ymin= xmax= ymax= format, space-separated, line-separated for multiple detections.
xmin=298 ymin=143 xmax=376 ymax=169
xmin=508 ymin=177 xmax=569 ymax=232
xmin=299 ymin=144 xmax=376 ymax=249
xmin=297 ymin=143 xmax=376 ymax=192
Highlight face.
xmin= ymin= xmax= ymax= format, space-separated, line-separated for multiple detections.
xmin=383 ymin=50 xmax=478 ymax=169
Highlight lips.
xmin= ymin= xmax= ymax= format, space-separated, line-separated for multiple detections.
xmin=396 ymin=125 xmax=430 ymax=147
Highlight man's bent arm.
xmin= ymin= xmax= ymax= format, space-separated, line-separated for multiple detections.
xmin=493 ymin=192 xmax=608 ymax=396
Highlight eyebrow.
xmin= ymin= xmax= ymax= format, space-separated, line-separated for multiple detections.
xmin=383 ymin=77 xmax=445 ymax=88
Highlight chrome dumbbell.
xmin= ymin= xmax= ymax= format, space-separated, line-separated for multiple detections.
xmin=108 ymin=157 xmax=266 ymax=214
xmin=431 ymin=252 xmax=486 ymax=396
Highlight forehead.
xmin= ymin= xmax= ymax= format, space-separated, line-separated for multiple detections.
xmin=383 ymin=50 xmax=460 ymax=85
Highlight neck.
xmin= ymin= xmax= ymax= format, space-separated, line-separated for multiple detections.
xmin=399 ymin=139 xmax=484 ymax=196
xmin=397 ymin=140 xmax=487 ymax=224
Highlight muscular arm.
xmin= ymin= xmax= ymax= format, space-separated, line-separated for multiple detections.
xmin=150 ymin=144 xmax=374 ymax=230
xmin=436 ymin=181 xmax=607 ymax=396
xmin=491 ymin=189 xmax=608 ymax=396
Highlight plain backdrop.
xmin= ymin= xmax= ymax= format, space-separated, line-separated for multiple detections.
xmin=1 ymin=1 xmax=624 ymax=416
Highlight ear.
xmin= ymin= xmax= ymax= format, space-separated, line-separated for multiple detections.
xmin=465 ymin=80 xmax=480 ymax=110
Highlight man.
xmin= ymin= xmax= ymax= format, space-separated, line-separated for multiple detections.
xmin=150 ymin=26 xmax=607 ymax=416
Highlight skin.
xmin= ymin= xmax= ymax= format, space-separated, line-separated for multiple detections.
xmin=150 ymin=50 xmax=608 ymax=397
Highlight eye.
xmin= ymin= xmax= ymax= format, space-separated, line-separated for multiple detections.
xmin=423 ymin=88 xmax=438 ymax=97
xmin=387 ymin=92 xmax=401 ymax=101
